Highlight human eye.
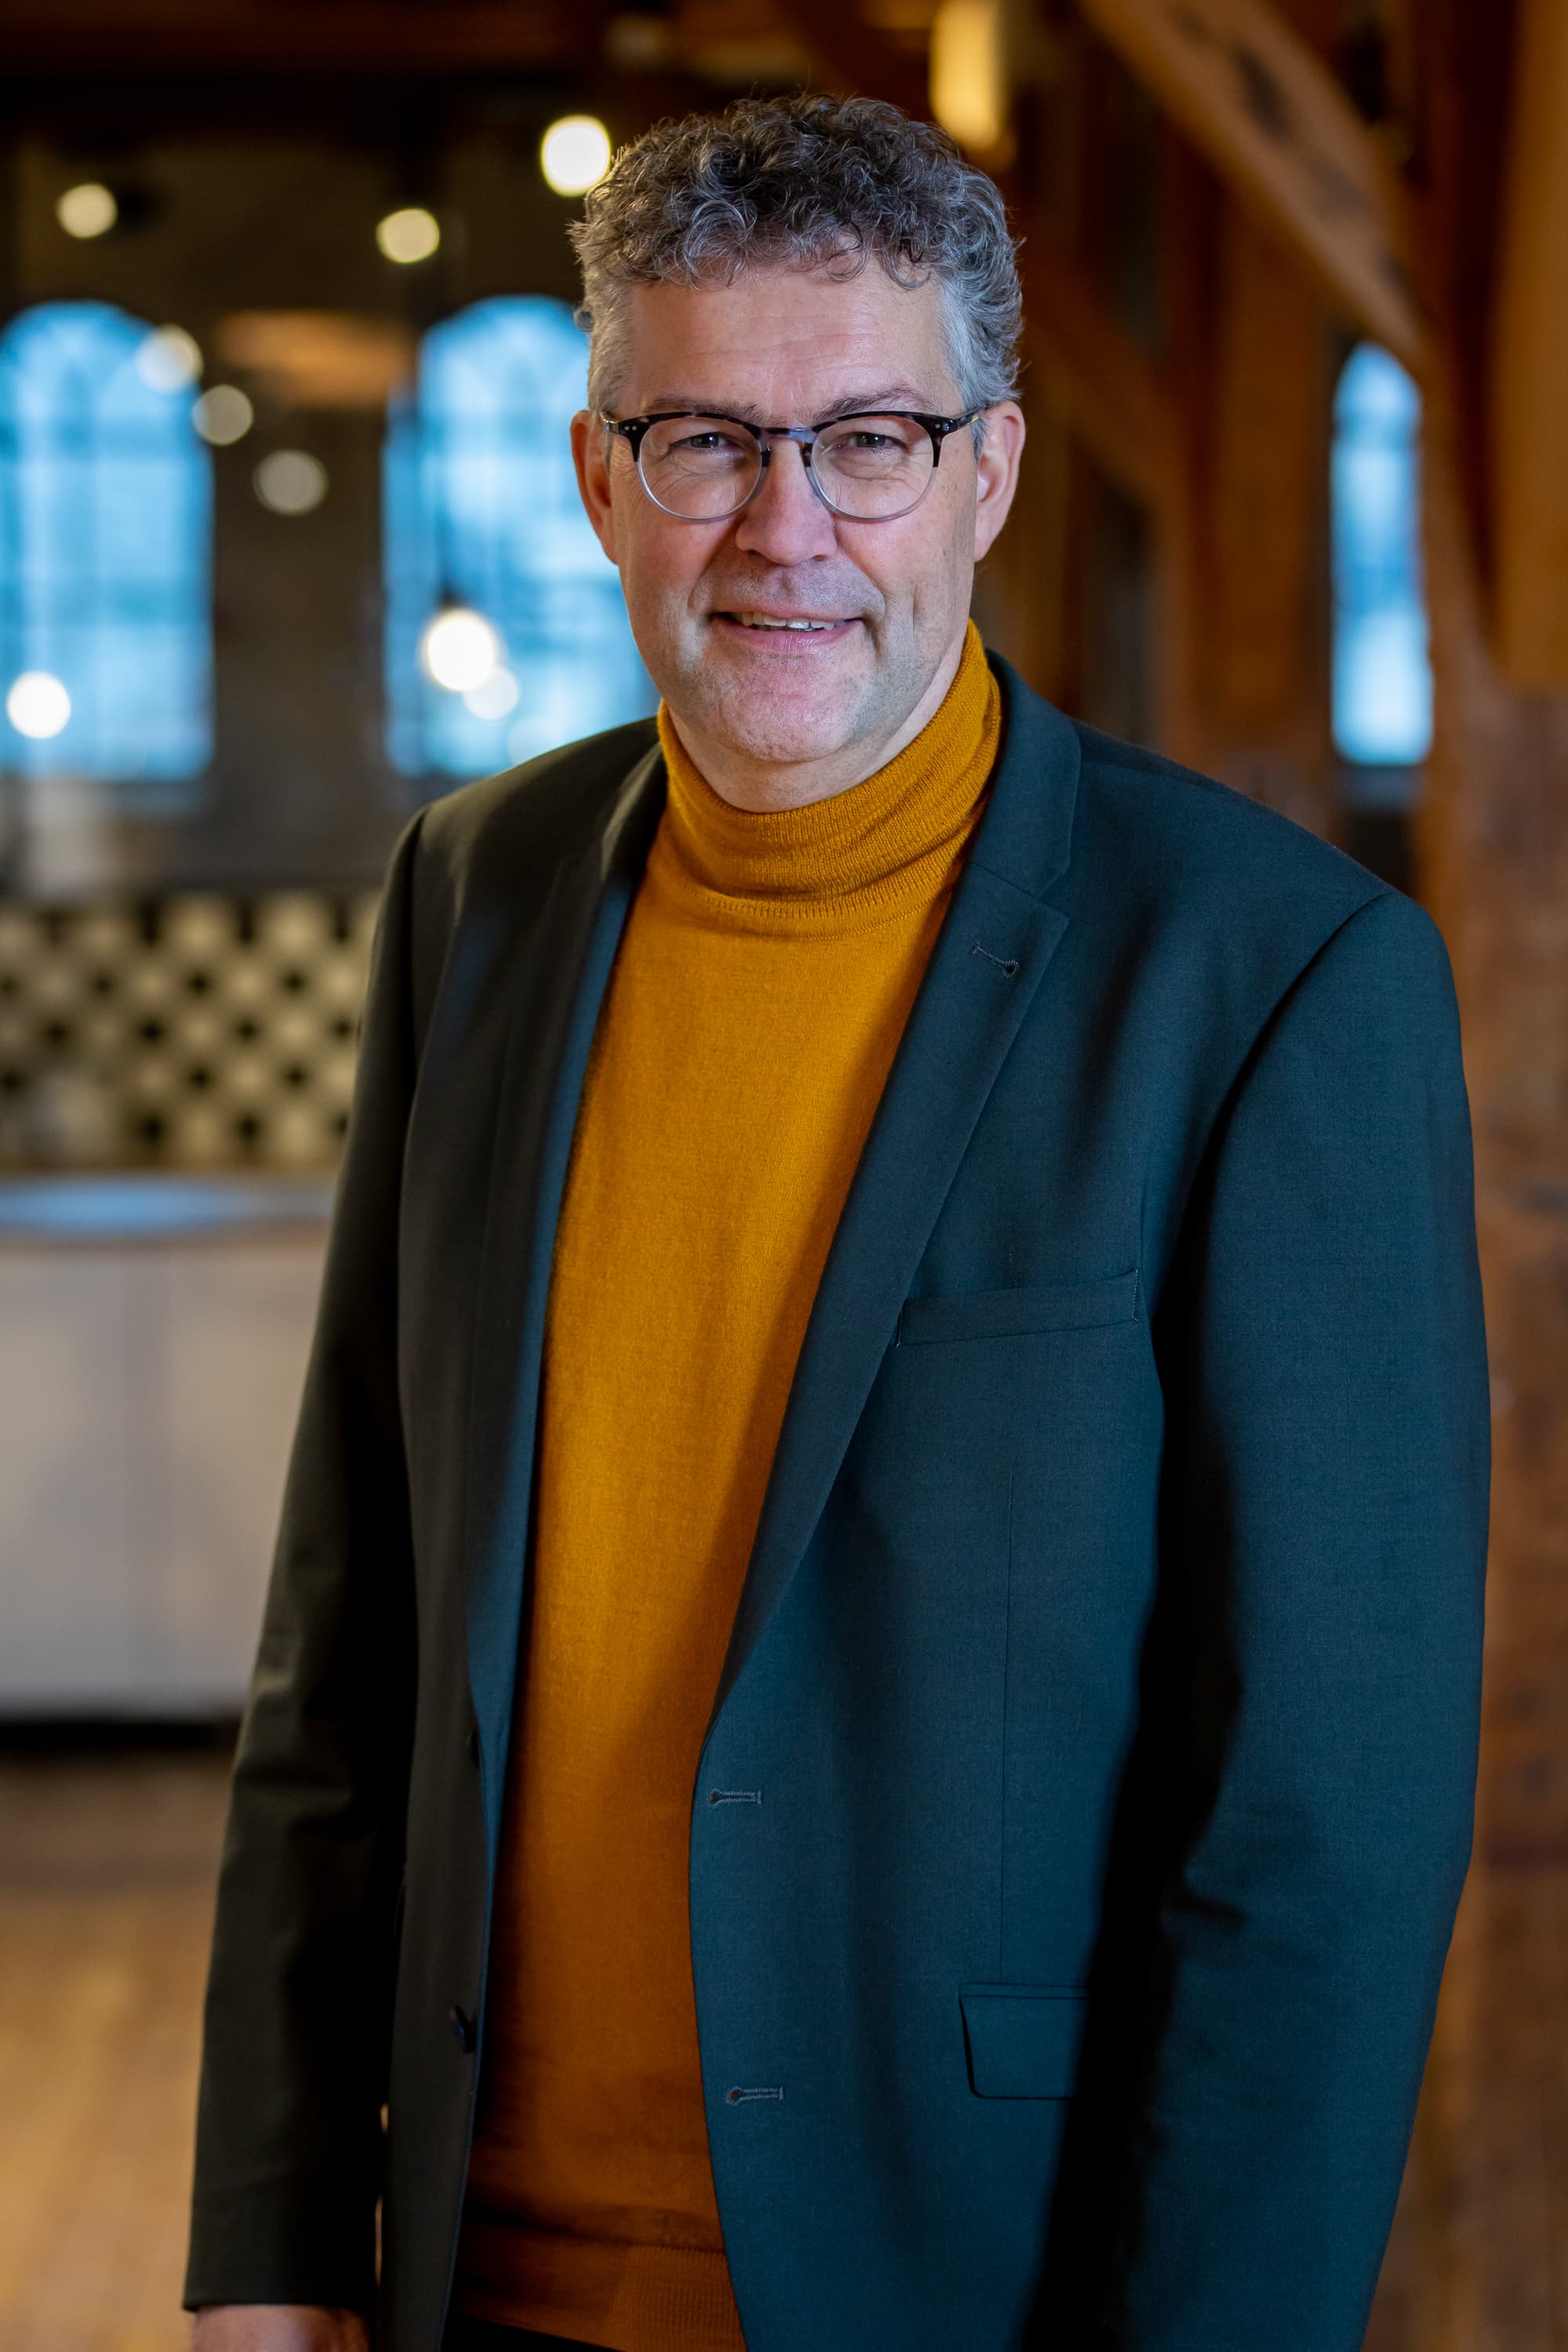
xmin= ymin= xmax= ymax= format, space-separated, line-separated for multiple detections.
xmin=818 ymin=416 xmax=924 ymax=470
xmin=665 ymin=419 xmax=751 ymax=459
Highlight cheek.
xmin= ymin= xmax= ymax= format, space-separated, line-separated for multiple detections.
xmin=897 ymin=512 xmax=970 ymax=630
xmin=848 ymin=522 xmax=951 ymax=620
xmin=617 ymin=507 xmax=724 ymax=614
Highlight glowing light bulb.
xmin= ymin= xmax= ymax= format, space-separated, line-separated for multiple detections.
xmin=929 ymin=0 xmax=1007 ymax=151
xmin=194 ymin=385 xmax=255 ymax=445
xmin=377 ymin=207 xmax=441 ymax=264
xmin=56 ymin=183 xmax=118 ymax=239
xmin=136 ymin=325 xmax=203 ymax=394
xmin=254 ymin=450 xmax=328 ymax=515
xmin=421 ymin=608 xmax=500 ymax=693
xmin=540 ymin=116 xmax=612 ymax=197
xmin=7 ymin=672 xmax=71 ymax=740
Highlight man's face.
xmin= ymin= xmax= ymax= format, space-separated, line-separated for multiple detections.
xmin=572 ymin=263 xmax=1024 ymax=789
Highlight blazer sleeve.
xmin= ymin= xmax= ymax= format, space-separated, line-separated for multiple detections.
xmin=183 ymin=808 xmax=429 ymax=2314
xmin=1109 ymin=887 xmax=1490 ymax=2351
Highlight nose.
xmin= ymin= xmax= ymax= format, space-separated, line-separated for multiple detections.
xmin=731 ymin=436 xmax=840 ymax=565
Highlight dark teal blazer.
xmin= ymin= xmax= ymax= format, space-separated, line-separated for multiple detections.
xmin=186 ymin=657 xmax=1489 ymax=2351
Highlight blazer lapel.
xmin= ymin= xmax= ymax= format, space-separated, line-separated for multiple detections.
xmin=465 ymin=744 xmax=665 ymax=1846
xmin=707 ymin=662 xmax=1083 ymax=1729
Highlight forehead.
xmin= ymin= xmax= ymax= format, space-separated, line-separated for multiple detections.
xmin=616 ymin=263 xmax=958 ymax=415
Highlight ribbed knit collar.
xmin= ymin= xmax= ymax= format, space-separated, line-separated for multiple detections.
xmin=649 ymin=621 xmax=1000 ymax=938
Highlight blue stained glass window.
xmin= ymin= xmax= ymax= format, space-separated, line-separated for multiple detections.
xmin=0 ymin=301 xmax=212 ymax=800
xmin=383 ymin=296 xmax=654 ymax=780
xmin=1331 ymin=343 xmax=1433 ymax=768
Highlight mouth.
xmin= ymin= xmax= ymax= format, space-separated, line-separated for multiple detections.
xmin=712 ymin=610 xmax=860 ymax=644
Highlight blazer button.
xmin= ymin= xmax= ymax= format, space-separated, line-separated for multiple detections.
xmin=449 ymin=2005 xmax=476 ymax=2054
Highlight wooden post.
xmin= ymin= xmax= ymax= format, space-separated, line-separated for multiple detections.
xmin=1181 ymin=193 xmax=1336 ymax=829
xmin=1489 ymin=0 xmax=1568 ymax=685
xmin=1364 ymin=363 xmax=1568 ymax=2352
xmin=1364 ymin=3 xmax=1568 ymax=2339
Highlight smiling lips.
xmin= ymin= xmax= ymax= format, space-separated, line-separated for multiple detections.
xmin=722 ymin=611 xmax=855 ymax=632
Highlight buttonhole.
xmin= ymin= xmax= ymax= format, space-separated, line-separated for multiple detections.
xmin=970 ymin=940 xmax=1020 ymax=976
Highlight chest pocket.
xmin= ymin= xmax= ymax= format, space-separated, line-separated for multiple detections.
xmin=959 ymin=1984 xmax=1091 ymax=2098
xmin=895 ymin=1270 xmax=1139 ymax=1348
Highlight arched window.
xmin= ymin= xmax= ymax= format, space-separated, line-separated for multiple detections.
xmin=0 ymin=300 xmax=212 ymax=797
xmin=1330 ymin=343 xmax=1433 ymax=771
xmin=383 ymin=295 xmax=654 ymax=781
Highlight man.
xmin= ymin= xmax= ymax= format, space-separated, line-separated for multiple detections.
xmin=186 ymin=93 xmax=1488 ymax=2352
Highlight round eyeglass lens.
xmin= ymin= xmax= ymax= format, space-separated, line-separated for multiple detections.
xmin=639 ymin=417 xmax=761 ymax=517
xmin=812 ymin=415 xmax=936 ymax=517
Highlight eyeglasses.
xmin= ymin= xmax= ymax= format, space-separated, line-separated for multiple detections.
xmin=601 ymin=406 xmax=983 ymax=522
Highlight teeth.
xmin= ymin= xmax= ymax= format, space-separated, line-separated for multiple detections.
xmin=734 ymin=613 xmax=835 ymax=630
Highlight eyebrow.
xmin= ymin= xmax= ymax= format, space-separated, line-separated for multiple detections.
xmin=628 ymin=384 xmax=943 ymax=423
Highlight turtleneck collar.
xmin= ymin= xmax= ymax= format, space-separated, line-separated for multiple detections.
xmin=650 ymin=621 xmax=1000 ymax=938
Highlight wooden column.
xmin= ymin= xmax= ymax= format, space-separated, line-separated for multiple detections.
xmin=1365 ymin=1 xmax=1568 ymax=2340
xmin=1178 ymin=193 xmax=1336 ymax=830
xmin=1360 ymin=366 xmax=1568 ymax=2352
xmin=1489 ymin=0 xmax=1568 ymax=684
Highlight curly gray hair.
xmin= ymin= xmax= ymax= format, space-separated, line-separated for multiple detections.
xmin=568 ymin=93 xmax=1022 ymax=421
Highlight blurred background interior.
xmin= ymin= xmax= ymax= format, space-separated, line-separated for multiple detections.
xmin=0 ymin=1 xmax=1560 ymax=2347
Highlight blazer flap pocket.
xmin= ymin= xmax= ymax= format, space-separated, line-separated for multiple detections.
xmin=898 ymin=1271 xmax=1138 ymax=1348
xmin=959 ymin=1984 xmax=1089 ymax=2099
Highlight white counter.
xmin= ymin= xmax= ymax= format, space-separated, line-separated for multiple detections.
xmin=0 ymin=1175 xmax=332 ymax=1715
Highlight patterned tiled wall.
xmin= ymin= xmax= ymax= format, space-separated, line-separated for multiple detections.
xmin=0 ymin=892 xmax=380 ymax=1169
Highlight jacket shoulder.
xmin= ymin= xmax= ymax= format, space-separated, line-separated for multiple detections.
xmin=1052 ymin=716 xmax=1462 ymax=1058
xmin=1064 ymin=717 xmax=1431 ymax=958
xmin=372 ymin=718 xmax=659 ymax=1047
xmin=415 ymin=715 xmax=659 ymax=883
xmin=1070 ymin=720 xmax=1378 ymax=913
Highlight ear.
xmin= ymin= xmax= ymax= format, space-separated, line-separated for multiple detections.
xmin=971 ymin=402 xmax=1025 ymax=562
xmin=572 ymin=409 xmax=621 ymax=564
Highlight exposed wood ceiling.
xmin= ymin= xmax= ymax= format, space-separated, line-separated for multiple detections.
xmin=1078 ymin=0 xmax=1425 ymax=373
xmin=0 ymin=0 xmax=897 ymax=85
xmin=9 ymin=0 xmax=1556 ymax=686
xmin=2 ymin=2 xmax=579 ymax=74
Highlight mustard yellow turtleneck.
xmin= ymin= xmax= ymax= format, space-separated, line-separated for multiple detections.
xmin=456 ymin=623 xmax=1001 ymax=2350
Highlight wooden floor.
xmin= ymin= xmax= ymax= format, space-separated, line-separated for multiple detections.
xmin=0 ymin=1738 xmax=231 ymax=2352
xmin=0 ymin=1741 xmax=1561 ymax=2351
xmin=1363 ymin=1846 xmax=1568 ymax=2352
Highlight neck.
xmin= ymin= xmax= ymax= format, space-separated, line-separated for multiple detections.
xmin=662 ymin=628 xmax=971 ymax=814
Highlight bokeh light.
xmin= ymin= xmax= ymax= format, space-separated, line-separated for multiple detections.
xmin=135 ymin=325 xmax=203 ymax=394
xmin=929 ymin=0 xmax=1006 ymax=151
xmin=376 ymin=207 xmax=441 ymax=265
xmin=463 ymin=665 xmax=521 ymax=720
xmin=194 ymin=385 xmax=256 ymax=446
xmin=421 ymin=608 xmax=500 ymax=692
xmin=56 ymin=183 xmax=118 ymax=239
xmin=540 ymin=116 xmax=612 ymax=197
xmin=6 ymin=671 xmax=72 ymax=740
xmin=253 ymin=449 xmax=328 ymax=515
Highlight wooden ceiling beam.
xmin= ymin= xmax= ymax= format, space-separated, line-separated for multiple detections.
xmin=2 ymin=2 xmax=577 ymax=74
xmin=1490 ymin=0 xmax=1568 ymax=687
xmin=1075 ymin=0 xmax=1428 ymax=375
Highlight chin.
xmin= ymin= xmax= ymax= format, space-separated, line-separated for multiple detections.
xmin=698 ymin=677 xmax=868 ymax=770
xmin=711 ymin=717 xmax=858 ymax=770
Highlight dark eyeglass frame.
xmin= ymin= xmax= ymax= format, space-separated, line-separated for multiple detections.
xmin=600 ymin=405 xmax=985 ymax=521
